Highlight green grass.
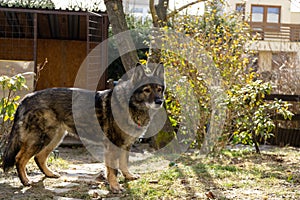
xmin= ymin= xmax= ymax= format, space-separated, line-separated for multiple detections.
xmin=4 ymin=146 xmax=298 ymax=199
xmin=123 ymin=146 xmax=300 ymax=199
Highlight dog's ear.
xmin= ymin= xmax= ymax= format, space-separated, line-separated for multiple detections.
xmin=152 ymin=63 xmax=164 ymax=81
xmin=131 ymin=63 xmax=147 ymax=83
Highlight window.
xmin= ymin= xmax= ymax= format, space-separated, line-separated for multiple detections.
xmin=236 ymin=3 xmax=245 ymax=19
xmin=236 ymin=3 xmax=245 ymax=14
xmin=252 ymin=6 xmax=264 ymax=22
xmin=131 ymin=7 xmax=143 ymax=13
xmin=251 ymin=5 xmax=280 ymax=24
xmin=267 ymin=7 xmax=280 ymax=23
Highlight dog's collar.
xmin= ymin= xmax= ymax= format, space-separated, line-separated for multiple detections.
xmin=137 ymin=120 xmax=142 ymax=128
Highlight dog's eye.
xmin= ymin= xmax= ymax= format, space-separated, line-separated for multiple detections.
xmin=143 ymin=88 xmax=151 ymax=93
xmin=157 ymin=87 xmax=162 ymax=92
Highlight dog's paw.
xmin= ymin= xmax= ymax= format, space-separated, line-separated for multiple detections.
xmin=124 ymin=173 xmax=140 ymax=181
xmin=21 ymin=179 xmax=32 ymax=187
xmin=110 ymin=183 xmax=125 ymax=194
xmin=95 ymin=172 xmax=106 ymax=182
xmin=46 ymin=172 xmax=60 ymax=179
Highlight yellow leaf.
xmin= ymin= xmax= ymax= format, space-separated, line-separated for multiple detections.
xmin=4 ymin=115 xmax=9 ymax=122
xmin=139 ymin=59 xmax=147 ymax=65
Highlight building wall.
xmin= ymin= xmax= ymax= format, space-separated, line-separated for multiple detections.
xmin=0 ymin=38 xmax=34 ymax=61
xmin=226 ymin=0 xmax=300 ymax=94
xmin=258 ymin=51 xmax=272 ymax=72
xmin=291 ymin=12 xmax=300 ymax=23
xmin=0 ymin=38 xmax=90 ymax=90
xmin=225 ymin=0 xmax=293 ymax=23
xmin=36 ymin=39 xmax=87 ymax=90
xmin=123 ymin=0 xmax=150 ymax=21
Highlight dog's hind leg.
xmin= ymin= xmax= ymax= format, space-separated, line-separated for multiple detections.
xmin=15 ymin=144 xmax=39 ymax=186
xmin=34 ymin=148 xmax=60 ymax=179
xmin=34 ymin=129 xmax=65 ymax=179
xmin=119 ymin=149 xmax=140 ymax=181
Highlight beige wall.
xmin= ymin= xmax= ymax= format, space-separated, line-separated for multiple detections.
xmin=250 ymin=41 xmax=300 ymax=69
xmin=225 ymin=0 xmax=294 ymax=23
xmin=291 ymin=12 xmax=300 ymax=23
xmin=225 ymin=0 xmax=300 ymax=94
xmin=258 ymin=51 xmax=272 ymax=72
xmin=249 ymin=41 xmax=300 ymax=52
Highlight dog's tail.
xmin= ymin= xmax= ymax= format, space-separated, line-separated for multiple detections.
xmin=1 ymin=110 xmax=21 ymax=172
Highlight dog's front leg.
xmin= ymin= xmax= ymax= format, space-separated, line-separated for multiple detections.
xmin=104 ymin=143 xmax=124 ymax=193
xmin=119 ymin=148 xmax=140 ymax=181
xmin=106 ymin=166 xmax=123 ymax=193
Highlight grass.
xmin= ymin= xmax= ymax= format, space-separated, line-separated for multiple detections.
xmin=123 ymin=146 xmax=300 ymax=199
xmin=26 ymin=153 xmax=69 ymax=173
xmin=1 ymin=145 xmax=299 ymax=199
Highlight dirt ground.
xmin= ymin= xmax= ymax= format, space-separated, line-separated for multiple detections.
xmin=0 ymin=146 xmax=111 ymax=200
xmin=0 ymin=142 xmax=166 ymax=200
xmin=0 ymin=145 xmax=299 ymax=200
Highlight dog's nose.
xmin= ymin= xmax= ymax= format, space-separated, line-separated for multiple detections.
xmin=155 ymin=98 xmax=163 ymax=105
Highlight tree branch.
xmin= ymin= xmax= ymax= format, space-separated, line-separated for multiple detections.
xmin=149 ymin=0 xmax=159 ymax=26
xmin=104 ymin=0 xmax=139 ymax=71
xmin=155 ymin=0 xmax=169 ymax=23
xmin=167 ymin=0 xmax=206 ymax=19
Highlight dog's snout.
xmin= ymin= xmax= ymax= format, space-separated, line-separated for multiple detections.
xmin=155 ymin=98 xmax=163 ymax=105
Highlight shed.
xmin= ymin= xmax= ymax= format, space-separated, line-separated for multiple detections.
xmin=0 ymin=6 xmax=109 ymax=91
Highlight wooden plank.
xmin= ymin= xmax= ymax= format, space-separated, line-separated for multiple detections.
xmin=265 ymin=94 xmax=300 ymax=101
xmin=37 ymin=13 xmax=51 ymax=38
xmin=57 ymin=15 xmax=68 ymax=39
xmin=271 ymin=114 xmax=300 ymax=121
xmin=250 ymin=22 xmax=300 ymax=41
xmin=270 ymin=128 xmax=300 ymax=147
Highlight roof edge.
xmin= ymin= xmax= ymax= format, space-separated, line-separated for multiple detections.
xmin=0 ymin=2 xmax=106 ymax=13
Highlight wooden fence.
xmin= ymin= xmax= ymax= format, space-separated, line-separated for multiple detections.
xmin=265 ymin=94 xmax=300 ymax=147
xmin=250 ymin=22 xmax=300 ymax=42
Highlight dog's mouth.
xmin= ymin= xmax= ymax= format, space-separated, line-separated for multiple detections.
xmin=146 ymin=99 xmax=164 ymax=110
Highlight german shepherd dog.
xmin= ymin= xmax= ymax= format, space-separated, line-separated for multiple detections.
xmin=1 ymin=63 xmax=165 ymax=193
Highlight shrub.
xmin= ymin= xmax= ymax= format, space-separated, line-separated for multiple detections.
xmin=0 ymin=73 xmax=28 ymax=139
xmin=226 ymin=80 xmax=293 ymax=153
xmin=160 ymin=0 xmax=256 ymax=152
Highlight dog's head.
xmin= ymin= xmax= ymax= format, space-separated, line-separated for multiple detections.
xmin=130 ymin=63 xmax=165 ymax=110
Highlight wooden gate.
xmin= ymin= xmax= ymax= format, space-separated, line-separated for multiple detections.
xmin=265 ymin=94 xmax=300 ymax=147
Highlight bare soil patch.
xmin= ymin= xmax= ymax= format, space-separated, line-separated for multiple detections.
xmin=0 ymin=145 xmax=299 ymax=199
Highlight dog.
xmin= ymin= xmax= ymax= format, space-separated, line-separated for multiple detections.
xmin=1 ymin=63 xmax=165 ymax=193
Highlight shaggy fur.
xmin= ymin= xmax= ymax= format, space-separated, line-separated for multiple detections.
xmin=1 ymin=64 xmax=165 ymax=193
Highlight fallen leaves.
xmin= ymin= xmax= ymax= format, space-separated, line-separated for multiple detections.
xmin=205 ymin=191 xmax=216 ymax=199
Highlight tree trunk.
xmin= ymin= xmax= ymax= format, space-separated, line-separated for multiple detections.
xmin=104 ymin=0 xmax=205 ymax=150
xmin=155 ymin=0 xmax=169 ymax=24
xmin=104 ymin=0 xmax=139 ymax=71
xmin=147 ymin=0 xmax=177 ymax=149
xmin=252 ymin=132 xmax=261 ymax=154
xmin=147 ymin=0 xmax=169 ymax=64
xmin=148 ymin=0 xmax=207 ymax=150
